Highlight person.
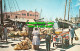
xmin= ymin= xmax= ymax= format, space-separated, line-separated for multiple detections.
xmin=45 ymin=28 xmax=51 ymax=51
xmin=32 ymin=27 xmax=40 ymax=50
xmin=19 ymin=23 xmax=22 ymax=31
xmin=52 ymin=27 xmax=57 ymax=47
xmin=53 ymin=32 xmax=58 ymax=49
xmin=13 ymin=25 xmax=16 ymax=31
xmin=3 ymin=25 xmax=8 ymax=42
xmin=69 ymin=25 xmax=76 ymax=45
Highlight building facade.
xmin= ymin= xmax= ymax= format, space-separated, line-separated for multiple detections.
xmin=4 ymin=10 xmax=39 ymax=20
xmin=70 ymin=17 xmax=80 ymax=23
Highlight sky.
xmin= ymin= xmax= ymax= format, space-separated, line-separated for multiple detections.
xmin=3 ymin=0 xmax=80 ymax=21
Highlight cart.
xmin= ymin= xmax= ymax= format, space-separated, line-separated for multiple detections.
xmin=53 ymin=31 xmax=69 ymax=48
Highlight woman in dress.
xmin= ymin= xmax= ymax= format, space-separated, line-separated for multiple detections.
xmin=32 ymin=27 xmax=40 ymax=50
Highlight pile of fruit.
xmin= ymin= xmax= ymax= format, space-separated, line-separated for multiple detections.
xmin=8 ymin=30 xmax=28 ymax=37
xmin=8 ymin=31 xmax=21 ymax=37
xmin=14 ymin=37 xmax=32 ymax=50
xmin=20 ymin=31 xmax=28 ymax=36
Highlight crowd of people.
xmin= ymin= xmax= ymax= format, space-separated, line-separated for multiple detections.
xmin=31 ymin=27 xmax=53 ymax=51
xmin=0 ymin=23 xmax=77 ymax=51
xmin=0 ymin=23 xmax=27 ymax=42
xmin=31 ymin=25 xmax=77 ymax=51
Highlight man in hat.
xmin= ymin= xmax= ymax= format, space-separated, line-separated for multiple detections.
xmin=69 ymin=25 xmax=76 ymax=45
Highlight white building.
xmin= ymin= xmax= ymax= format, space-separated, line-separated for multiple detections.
xmin=70 ymin=17 xmax=80 ymax=23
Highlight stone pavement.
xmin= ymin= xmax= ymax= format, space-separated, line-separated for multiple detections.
xmin=0 ymin=28 xmax=80 ymax=51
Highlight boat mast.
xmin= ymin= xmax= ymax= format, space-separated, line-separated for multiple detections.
xmin=68 ymin=0 xmax=71 ymax=20
xmin=40 ymin=9 xmax=42 ymax=19
xmin=79 ymin=7 xmax=80 ymax=17
xmin=0 ymin=0 xmax=3 ymax=24
xmin=35 ymin=9 xmax=36 ymax=20
xmin=64 ymin=0 xmax=67 ymax=20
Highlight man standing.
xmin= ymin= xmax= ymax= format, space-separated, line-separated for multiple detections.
xmin=3 ymin=25 xmax=7 ymax=42
xmin=46 ymin=28 xmax=51 ymax=51
xmin=69 ymin=25 xmax=76 ymax=45
xmin=46 ymin=34 xmax=51 ymax=51
xmin=20 ymin=23 xmax=23 ymax=31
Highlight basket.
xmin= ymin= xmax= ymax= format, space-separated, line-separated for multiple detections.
xmin=75 ymin=36 xmax=79 ymax=40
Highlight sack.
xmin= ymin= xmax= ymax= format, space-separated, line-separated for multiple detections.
xmin=75 ymin=36 xmax=79 ymax=40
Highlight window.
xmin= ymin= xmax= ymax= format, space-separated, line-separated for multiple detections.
xmin=15 ymin=16 xmax=17 ymax=18
xmin=22 ymin=13 xmax=26 ymax=16
xmin=6 ymin=15 xmax=10 ymax=18
xmin=35 ymin=15 xmax=38 ymax=17
xmin=17 ymin=14 xmax=20 ymax=15
xmin=27 ymin=13 xmax=29 ymax=16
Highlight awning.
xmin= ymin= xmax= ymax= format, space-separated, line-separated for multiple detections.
xmin=10 ymin=18 xmax=35 ymax=22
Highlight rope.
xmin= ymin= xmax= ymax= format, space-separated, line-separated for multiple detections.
xmin=12 ymin=0 xmax=17 ymax=12
xmin=14 ymin=0 xmax=20 ymax=11
xmin=7 ymin=0 xmax=12 ymax=12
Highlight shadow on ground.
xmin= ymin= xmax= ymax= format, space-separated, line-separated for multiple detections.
xmin=40 ymin=44 xmax=46 ymax=46
xmin=40 ymin=39 xmax=53 ymax=44
xmin=39 ymin=48 xmax=46 ymax=51
xmin=0 ymin=41 xmax=13 ymax=48
xmin=57 ymin=44 xmax=75 ymax=49
xmin=0 ymin=46 xmax=9 ymax=48
xmin=0 ymin=41 xmax=13 ymax=44
xmin=74 ymin=43 xmax=80 ymax=45
xmin=60 ymin=49 xmax=66 ymax=51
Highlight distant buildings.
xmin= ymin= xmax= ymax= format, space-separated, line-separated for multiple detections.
xmin=70 ymin=17 xmax=80 ymax=23
xmin=70 ymin=7 xmax=80 ymax=23
xmin=3 ymin=10 xmax=39 ymax=20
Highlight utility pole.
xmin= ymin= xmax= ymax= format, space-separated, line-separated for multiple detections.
xmin=35 ymin=9 xmax=36 ymax=20
xmin=40 ymin=9 xmax=42 ymax=19
xmin=0 ymin=0 xmax=3 ymax=24
xmin=64 ymin=0 xmax=67 ymax=20
xmin=68 ymin=0 xmax=71 ymax=20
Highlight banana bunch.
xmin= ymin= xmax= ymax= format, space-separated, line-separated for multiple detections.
xmin=8 ymin=31 xmax=22 ymax=37
xmin=20 ymin=31 xmax=28 ymax=36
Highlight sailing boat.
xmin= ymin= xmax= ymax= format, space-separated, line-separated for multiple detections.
xmin=57 ymin=0 xmax=71 ymax=28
